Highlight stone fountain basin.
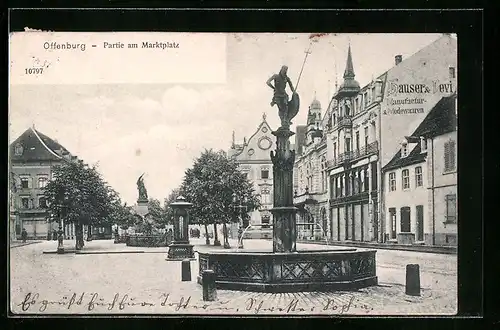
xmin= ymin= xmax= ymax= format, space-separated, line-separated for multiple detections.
xmin=197 ymin=248 xmax=377 ymax=293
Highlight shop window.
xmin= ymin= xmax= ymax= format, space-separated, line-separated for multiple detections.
xmin=445 ymin=194 xmax=457 ymax=224
xmin=389 ymin=208 xmax=397 ymax=239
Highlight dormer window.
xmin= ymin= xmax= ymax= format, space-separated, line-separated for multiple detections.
xmin=449 ymin=66 xmax=456 ymax=79
xmin=14 ymin=143 xmax=23 ymax=156
xmin=401 ymin=142 xmax=409 ymax=158
xmin=420 ymin=137 xmax=428 ymax=152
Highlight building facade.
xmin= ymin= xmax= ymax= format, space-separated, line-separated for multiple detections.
xmin=10 ymin=126 xmax=113 ymax=241
xmin=325 ymin=45 xmax=383 ymax=243
xmin=10 ymin=127 xmax=77 ymax=240
xmin=293 ymin=98 xmax=330 ymax=240
xmin=382 ymin=94 xmax=457 ymax=246
xmin=228 ymin=113 xmax=275 ymax=238
xmin=311 ymin=34 xmax=457 ymax=246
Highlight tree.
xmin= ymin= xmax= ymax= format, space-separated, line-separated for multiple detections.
xmin=181 ymin=149 xmax=260 ymax=247
xmin=145 ymin=198 xmax=169 ymax=231
xmin=44 ymin=160 xmax=116 ymax=250
xmin=164 ymin=188 xmax=181 ymax=226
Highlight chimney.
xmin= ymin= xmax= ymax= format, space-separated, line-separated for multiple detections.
xmin=395 ymin=55 xmax=402 ymax=65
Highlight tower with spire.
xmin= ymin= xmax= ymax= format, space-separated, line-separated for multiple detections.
xmin=306 ymin=92 xmax=323 ymax=145
xmin=334 ymin=43 xmax=361 ymax=104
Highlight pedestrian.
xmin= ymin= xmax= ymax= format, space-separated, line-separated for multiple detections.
xmin=21 ymin=228 xmax=27 ymax=243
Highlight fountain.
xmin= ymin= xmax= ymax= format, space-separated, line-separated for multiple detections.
xmin=197 ymin=64 xmax=377 ymax=292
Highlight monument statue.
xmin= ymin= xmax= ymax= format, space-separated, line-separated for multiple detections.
xmin=136 ymin=173 xmax=148 ymax=201
xmin=266 ymin=65 xmax=301 ymax=128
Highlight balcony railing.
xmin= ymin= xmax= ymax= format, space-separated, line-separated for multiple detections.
xmin=336 ymin=116 xmax=353 ymax=129
xmin=326 ymin=141 xmax=379 ymax=170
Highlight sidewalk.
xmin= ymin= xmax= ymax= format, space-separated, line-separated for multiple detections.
xmin=10 ymin=241 xmax=42 ymax=248
xmin=272 ymin=238 xmax=457 ymax=255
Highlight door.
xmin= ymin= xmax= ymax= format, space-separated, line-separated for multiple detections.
xmin=416 ymin=205 xmax=424 ymax=241
xmin=400 ymin=207 xmax=411 ymax=233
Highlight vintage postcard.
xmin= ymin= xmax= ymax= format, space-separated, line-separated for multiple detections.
xmin=9 ymin=31 xmax=457 ymax=316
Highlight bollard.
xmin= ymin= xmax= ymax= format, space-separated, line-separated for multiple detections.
xmin=202 ymin=269 xmax=217 ymax=301
xmin=181 ymin=259 xmax=191 ymax=281
xmin=405 ymin=264 xmax=421 ymax=296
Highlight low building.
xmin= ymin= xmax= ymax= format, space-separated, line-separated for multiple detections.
xmin=10 ymin=126 xmax=77 ymax=240
xmin=382 ymin=93 xmax=457 ymax=246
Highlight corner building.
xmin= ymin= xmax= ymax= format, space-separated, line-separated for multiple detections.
xmin=325 ymin=34 xmax=457 ymax=245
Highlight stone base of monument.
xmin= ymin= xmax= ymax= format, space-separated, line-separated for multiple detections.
xmin=166 ymin=243 xmax=196 ymax=261
xmin=197 ymin=249 xmax=377 ymax=293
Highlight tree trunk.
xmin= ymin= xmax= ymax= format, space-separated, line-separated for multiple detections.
xmin=223 ymin=222 xmax=230 ymax=249
xmin=75 ymin=223 xmax=85 ymax=250
xmin=204 ymin=222 xmax=210 ymax=245
xmin=213 ymin=223 xmax=221 ymax=246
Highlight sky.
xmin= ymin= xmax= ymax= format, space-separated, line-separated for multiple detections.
xmin=9 ymin=33 xmax=447 ymax=205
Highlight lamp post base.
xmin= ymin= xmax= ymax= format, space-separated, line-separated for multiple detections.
xmin=167 ymin=243 xmax=195 ymax=261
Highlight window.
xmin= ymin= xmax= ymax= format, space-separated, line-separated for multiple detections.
xmin=21 ymin=197 xmax=29 ymax=209
xmin=445 ymin=194 xmax=457 ymax=223
xmin=420 ymin=137 xmax=427 ymax=152
xmin=449 ymin=66 xmax=456 ymax=79
xmin=402 ymin=169 xmax=410 ymax=190
xmin=321 ymin=157 xmax=327 ymax=192
xmin=39 ymin=197 xmax=47 ymax=208
xmin=415 ymin=166 xmax=423 ymax=187
xmin=345 ymin=138 xmax=351 ymax=153
xmin=21 ymin=177 xmax=30 ymax=189
xmin=371 ymin=86 xmax=376 ymax=102
xmin=355 ymin=98 xmax=359 ymax=114
xmin=261 ymin=169 xmax=269 ymax=179
xmin=333 ymin=142 xmax=337 ymax=159
xmin=38 ymin=176 xmax=48 ymax=188
xmin=261 ymin=215 xmax=271 ymax=229
xmin=389 ymin=172 xmax=396 ymax=191
xmin=332 ymin=113 xmax=336 ymax=126
xmin=364 ymin=169 xmax=369 ymax=191
xmin=389 ymin=208 xmax=397 ymax=239
xmin=261 ymin=187 xmax=271 ymax=204
xmin=15 ymin=143 xmax=23 ymax=156
xmin=401 ymin=142 xmax=408 ymax=157
xmin=364 ymin=127 xmax=369 ymax=147
xmin=364 ymin=92 xmax=368 ymax=107
xmin=444 ymin=140 xmax=456 ymax=172
xmin=355 ymin=131 xmax=360 ymax=151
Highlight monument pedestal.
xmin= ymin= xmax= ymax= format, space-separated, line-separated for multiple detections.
xmin=135 ymin=199 xmax=149 ymax=218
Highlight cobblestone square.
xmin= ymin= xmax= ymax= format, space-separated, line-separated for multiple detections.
xmin=10 ymin=239 xmax=457 ymax=315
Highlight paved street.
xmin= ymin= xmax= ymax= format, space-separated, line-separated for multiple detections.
xmin=9 ymin=238 xmax=457 ymax=315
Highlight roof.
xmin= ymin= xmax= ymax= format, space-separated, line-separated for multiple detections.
xmin=382 ymin=143 xmax=427 ymax=172
xmin=10 ymin=127 xmax=70 ymax=163
xmin=382 ymin=93 xmax=456 ymax=172
xmin=411 ymin=93 xmax=457 ymax=138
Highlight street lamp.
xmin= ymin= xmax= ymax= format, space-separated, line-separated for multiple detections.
xmin=232 ymin=193 xmax=248 ymax=249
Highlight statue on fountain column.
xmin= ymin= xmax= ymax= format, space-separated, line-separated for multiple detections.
xmin=267 ymin=65 xmax=301 ymax=128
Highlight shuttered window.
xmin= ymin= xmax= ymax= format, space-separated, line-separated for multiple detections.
xmin=444 ymin=140 xmax=456 ymax=172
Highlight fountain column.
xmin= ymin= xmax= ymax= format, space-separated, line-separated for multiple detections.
xmin=270 ymin=126 xmax=298 ymax=253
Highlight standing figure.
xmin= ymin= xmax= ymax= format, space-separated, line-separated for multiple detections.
xmin=21 ymin=228 xmax=27 ymax=243
xmin=267 ymin=65 xmax=300 ymax=128
xmin=136 ymin=173 xmax=148 ymax=200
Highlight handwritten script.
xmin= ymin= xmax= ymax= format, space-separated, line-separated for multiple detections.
xmin=16 ymin=292 xmax=374 ymax=314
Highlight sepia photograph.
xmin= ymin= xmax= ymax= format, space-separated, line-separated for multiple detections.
xmin=9 ymin=31 xmax=458 ymax=316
